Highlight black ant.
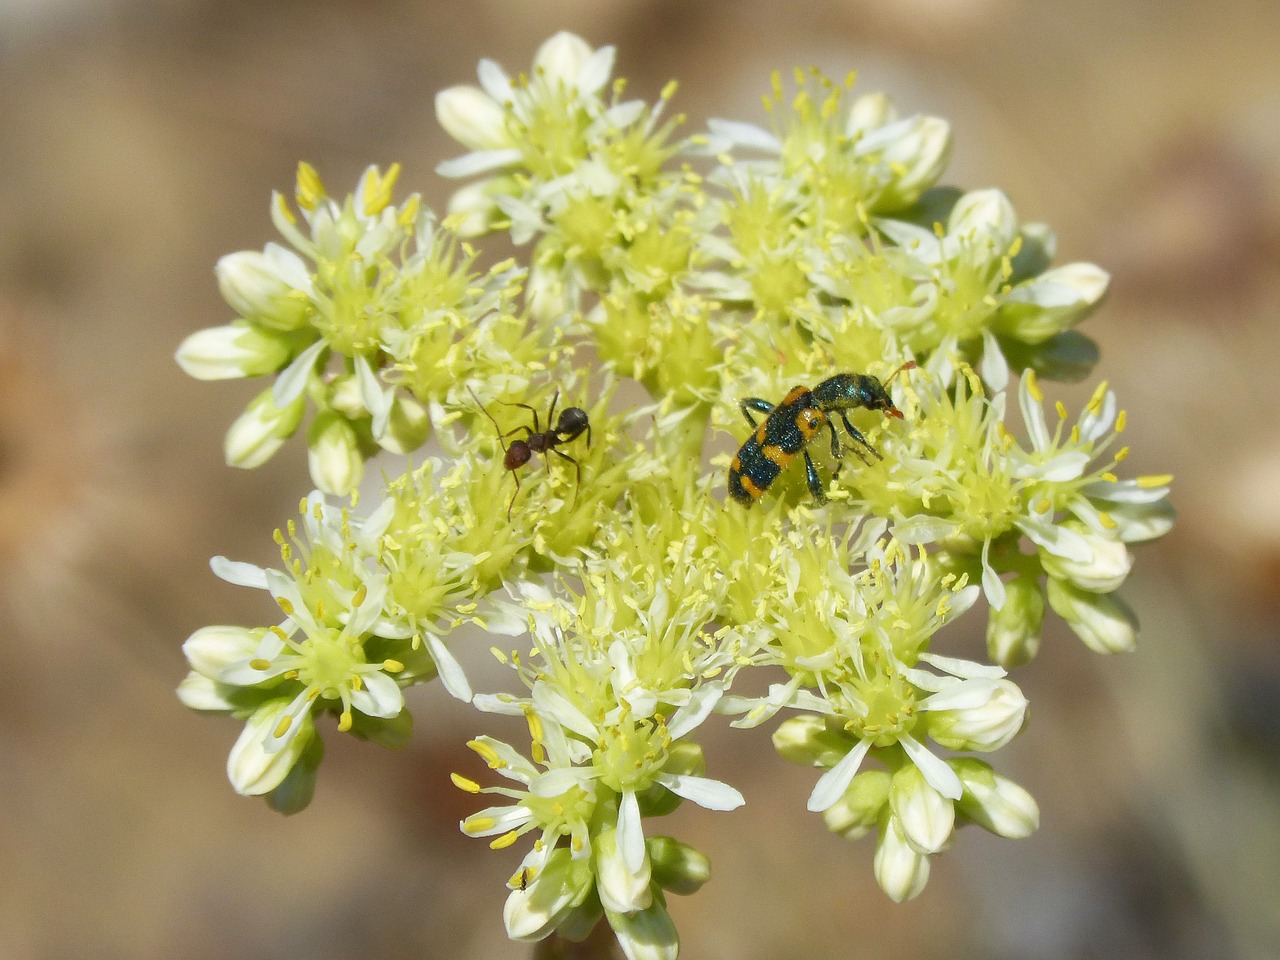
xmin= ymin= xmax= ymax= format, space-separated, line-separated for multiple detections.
xmin=467 ymin=387 xmax=592 ymax=521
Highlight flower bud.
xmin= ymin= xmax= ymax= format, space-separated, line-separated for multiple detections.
xmin=175 ymin=323 xmax=291 ymax=380
xmin=950 ymin=188 xmax=1017 ymax=250
xmin=952 ymin=758 xmax=1039 ymax=839
xmin=435 ymin=85 xmax=510 ymax=151
xmin=606 ymin=899 xmax=679 ymax=960
xmin=307 ymin=411 xmax=363 ymax=496
xmin=227 ymin=699 xmax=314 ymax=796
xmin=263 ymin=738 xmax=322 ymax=815
xmin=890 ymin=764 xmax=955 ymax=855
xmin=648 ymin=836 xmax=711 ymax=895
xmin=927 ymin=679 xmax=1028 ymax=752
xmin=875 ymin=116 xmax=952 ymax=211
xmin=996 ymin=262 xmax=1110 ymax=344
xmin=846 ymin=91 xmax=897 ymax=135
xmin=772 ymin=715 xmax=851 ymax=768
xmin=1104 ymin=497 xmax=1176 ymax=544
xmin=1038 ymin=522 xmax=1132 ymax=592
xmin=1046 ymin=579 xmax=1138 ymax=654
xmin=378 ymin=396 xmax=432 ymax=454
xmin=216 ymin=247 xmax=312 ymax=331
xmin=182 ymin=625 xmax=262 ymax=678
xmin=823 ymin=769 xmax=890 ymax=840
xmin=874 ymin=817 xmax=931 ymax=902
xmin=327 ymin=373 xmax=366 ymax=420
xmin=534 ymin=31 xmax=594 ymax=86
xmin=596 ymin=825 xmax=653 ymax=914
xmin=224 ymin=386 xmax=305 ymax=469
xmin=176 ymin=673 xmax=235 ymax=712
xmin=504 ymin=847 xmax=593 ymax=942
xmin=986 ymin=572 xmax=1045 ymax=668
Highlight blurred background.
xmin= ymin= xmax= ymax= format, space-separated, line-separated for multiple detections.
xmin=1 ymin=0 xmax=1277 ymax=957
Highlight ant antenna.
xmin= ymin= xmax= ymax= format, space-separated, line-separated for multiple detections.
xmin=467 ymin=386 xmax=508 ymax=452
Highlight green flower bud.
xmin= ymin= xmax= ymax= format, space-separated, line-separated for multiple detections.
xmin=1047 ymin=579 xmax=1138 ymax=654
xmin=265 ymin=733 xmax=323 ymax=815
xmin=1105 ymin=498 xmax=1176 ymax=544
xmin=596 ymin=825 xmax=653 ymax=914
xmin=378 ymin=396 xmax=431 ymax=454
xmin=772 ymin=715 xmax=853 ymax=768
xmin=996 ymin=262 xmax=1110 ymax=344
xmin=953 ymin=758 xmax=1039 ymax=839
xmin=216 ymin=248 xmax=313 ymax=331
xmin=874 ymin=816 xmax=931 ymax=902
xmin=1038 ymin=522 xmax=1132 ymax=592
xmin=227 ymin=699 xmax=315 ymax=796
xmin=986 ymin=572 xmax=1045 ymax=668
xmin=182 ymin=625 xmax=262 ymax=678
xmin=890 ymin=764 xmax=955 ymax=855
xmin=307 ymin=411 xmax=363 ymax=496
xmin=605 ymin=897 xmax=679 ymax=960
xmin=175 ymin=323 xmax=292 ymax=380
xmin=224 ymin=385 xmax=305 ymax=468
xmin=647 ymin=836 xmax=711 ymax=896
xmin=435 ymin=85 xmax=509 ymax=151
xmin=503 ymin=847 xmax=594 ymax=942
xmin=823 ymin=769 xmax=891 ymax=840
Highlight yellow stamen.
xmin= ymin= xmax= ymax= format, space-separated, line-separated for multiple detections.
xmin=469 ymin=739 xmax=506 ymax=769
xmin=274 ymin=193 xmax=297 ymax=224
xmin=1055 ymin=401 xmax=1069 ymax=421
xmin=1098 ymin=512 xmax=1118 ymax=530
xmin=249 ymin=658 xmax=272 ymax=671
xmin=295 ymin=162 xmax=325 ymax=210
xmin=1116 ymin=410 xmax=1128 ymax=433
xmin=451 ymin=773 xmax=481 ymax=793
xmin=490 ymin=831 xmax=519 ymax=850
xmin=337 ymin=710 xmax=353 ymax=732
xmin=276 ymin=596 xmax=295 ymax=615
xmin=1102 ymin=472 xmax=1118 ymax=482
xmin=273 ymin=714 xmax=293 ymax=739
xmin=1024 ymin=368 xmax=1044 ymax=403
xmin=1137 ymin=474 xmax=1173 ymax=488
xmin=383 ymin=659 xmax=404 ymax=673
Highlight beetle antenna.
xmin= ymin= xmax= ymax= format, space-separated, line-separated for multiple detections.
xmin=885 ymin=360 xmax=917 ymax=385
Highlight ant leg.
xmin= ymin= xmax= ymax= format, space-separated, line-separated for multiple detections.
xmin=506 ymin=471 xmax=523 ymax=522
xmin=840 ymin=413 xmax=882 ymax=464
xmin=503 ymin=400 xmax=542 ymax=436
xmin=740 ymin=398 xmax=773 ymax=428
xmin=802 ymin=450 xmax=828 ymax=505
xmin=550 ymin=449 xmax=582 ymax=507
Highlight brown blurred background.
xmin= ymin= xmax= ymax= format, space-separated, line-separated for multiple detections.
xmin=1 ymin=0 xmax=1277 ymax=957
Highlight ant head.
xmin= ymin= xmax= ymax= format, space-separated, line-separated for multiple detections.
xmin=555 ymin=406 xmax=590 ymax=440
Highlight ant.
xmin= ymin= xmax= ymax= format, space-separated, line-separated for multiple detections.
xmin=467 ymin=386 xmax=592 ymax=521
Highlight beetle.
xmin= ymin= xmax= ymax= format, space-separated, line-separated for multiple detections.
xmin=467 ymin=387 xmax=592 ymax=521
xmin=727 ymin=364 xmax=914 ymax=507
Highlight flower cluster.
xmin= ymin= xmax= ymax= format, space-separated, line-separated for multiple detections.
xmin=178 ymin=31 xmax=1173 ymax=958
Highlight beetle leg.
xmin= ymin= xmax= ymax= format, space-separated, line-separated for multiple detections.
xmin=803 ymin=450 xmax=828 ymax=504
xmin=840 ymin=413 xmax=882 ymax=464
xmin=739 ymin=398 xmax=773 ymax=428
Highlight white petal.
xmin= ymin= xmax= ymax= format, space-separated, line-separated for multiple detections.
xmin=981 ymin=539 xmax=1006 ymax=611
xmin=807 ymin=738 xmax=872 ymax=812
xmin=1083 ymin=479 xmax=1170 ymax=504
xmin=979 ymin=330 xmax=1009 ymax=391
xmin=476 ymin=58 xmax=513 ymax=102
xmin=435 ymin=148 xmax=524 ymax=179
xmin=706 ymin=118 xmax=781 ymax=151
xmin=182 ymin=624 xmax=261 ymax=676
xmin=210 ymin=556 xmax=269 ymax=590
xmin=350 ymin=670 xmax=404 ymax=718
xmin=354 ymin=354 xmax=393 ymax=438
xmin=654 ymin=773 xmax=745 ymax=812
xmin=1017 ymin=516 xmax=1093 ymax=562
xmin=618 ymin=789 xmax=646 ymax=874
xmin=272 ymin=338 xmax=326 ymax=407
xmin=424 ymin=632 xmax=472 ymax=702
xmin=1018 ymin=373 xmax=1050 ymax=453
xmin=435 ymin=85 xmax=509 ymax=151
xmin=899 ymin=734 xmax=962 ymax=800
xmin=666 ymin=685 xmax=723 ymax=741
xmin=264 ymin=568 xmax=322 ymax=635
xmin=918 ymin=651 xmax=1005 ymax=680
xmin=893 ymin=514 xmax=961 ymax=544
xmin=575 ymin=45 xmax=616 ymax=95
